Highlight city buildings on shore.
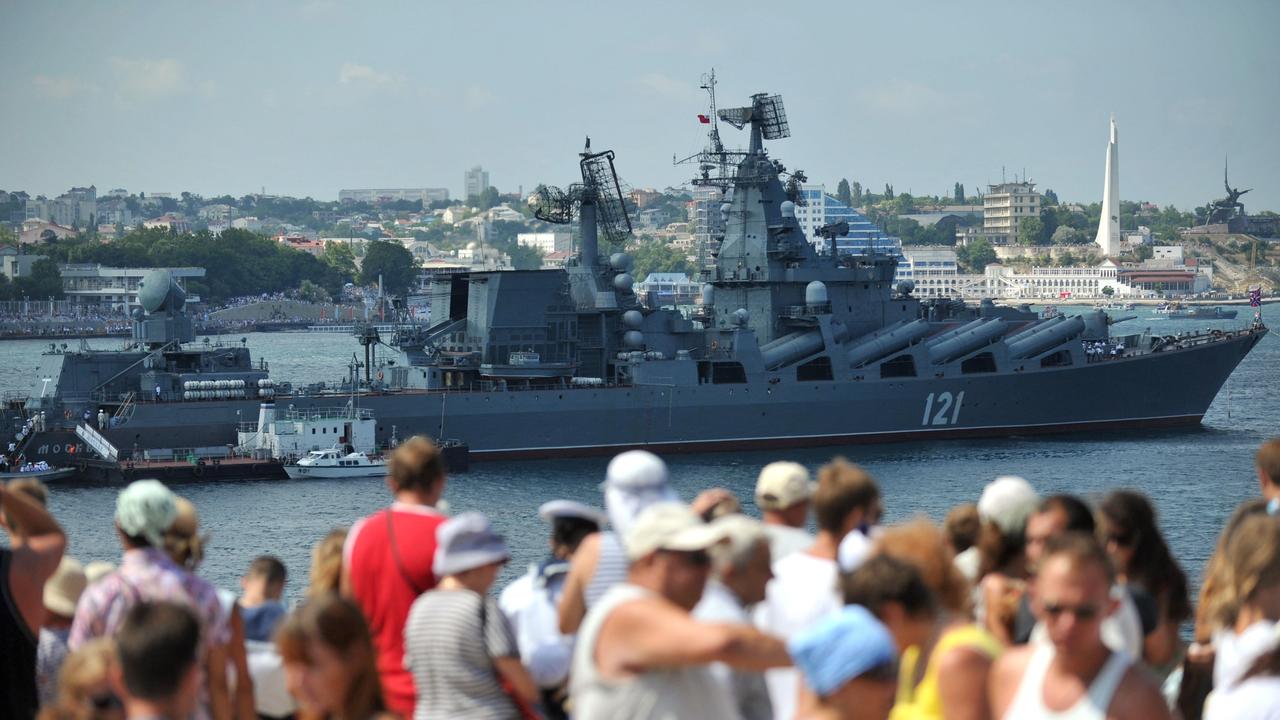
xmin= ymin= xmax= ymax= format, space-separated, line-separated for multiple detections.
xmin=795 ymin=184 xmax=894 ymax=253
xmin=338 ymin=188 xmax=449 ymax=204
xmin=517 ymin=232 xmax=572 ymax=254
xmin=981 ymin=181 xmax=1041 ymax=245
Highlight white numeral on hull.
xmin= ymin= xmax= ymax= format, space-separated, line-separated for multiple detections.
xmin=922 ymin=391 xmax=965 ymax=426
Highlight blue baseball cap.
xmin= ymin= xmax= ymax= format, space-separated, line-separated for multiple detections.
xmin=788 ymin=605 xmax=898 ymax=697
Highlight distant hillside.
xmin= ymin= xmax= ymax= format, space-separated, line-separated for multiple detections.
xmin=1182 ymin=234 xmax=1279 ymax=292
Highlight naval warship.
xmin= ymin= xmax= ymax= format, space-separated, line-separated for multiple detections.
xmin=4 ymin=89 xmax=1268 ymax=464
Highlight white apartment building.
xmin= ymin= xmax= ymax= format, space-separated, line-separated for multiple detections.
xmin=895 ymin=246 xmax=965 ymax=298
xmin=983 ymin=182 xmax=1041 ymax=245
xmin=517 ymin=232 xmax=572 ymax=254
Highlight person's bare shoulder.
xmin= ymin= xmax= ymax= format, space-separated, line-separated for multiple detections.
xmin=1108 ymin=665 xmax=1171 ymax=720
xmin=988 ymin=644 xmax=1034 ymax=715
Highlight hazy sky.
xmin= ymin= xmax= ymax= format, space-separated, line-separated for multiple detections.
xmin=2 ymin=1 xmax=1277 ymax=211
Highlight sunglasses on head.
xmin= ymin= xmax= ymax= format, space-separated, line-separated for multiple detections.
xmin=1042 ymin=601 xmax=1101 ymax=621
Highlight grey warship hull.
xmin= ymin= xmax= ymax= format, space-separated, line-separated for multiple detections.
xmin=6 ymin=84 xmax=1268 ymax=467
xmin=19 ymin=325 xmax=1263 ymax=463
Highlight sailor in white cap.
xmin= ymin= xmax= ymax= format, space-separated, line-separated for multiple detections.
xmin=499 ymin=500 xmax=606 ymax=719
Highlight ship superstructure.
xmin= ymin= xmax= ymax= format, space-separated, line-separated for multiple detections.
xmin=4 ymin=84 xmax=1268 ymax=464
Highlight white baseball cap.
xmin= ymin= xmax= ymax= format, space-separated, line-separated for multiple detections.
xmin=755 ymin=461 xmax=814 ymax=511
xmin=977 ymin=476 xmax=1039 ymax=534
xmin=624 ymin=502 xmax=728 ymax=560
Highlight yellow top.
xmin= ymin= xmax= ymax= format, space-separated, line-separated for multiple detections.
xmin=889 ymin=624 xmax=1003 ymax=720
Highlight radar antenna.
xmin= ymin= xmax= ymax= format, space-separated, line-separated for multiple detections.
xmin=527 ymin=138 xmax=633 ymax=248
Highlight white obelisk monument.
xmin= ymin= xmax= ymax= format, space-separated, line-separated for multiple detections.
xmin=1093 ymin=114 xmax=1122 ymax=257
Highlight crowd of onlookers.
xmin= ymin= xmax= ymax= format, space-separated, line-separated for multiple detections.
xmin=3 ymin=435 xmax=1280 ymax=720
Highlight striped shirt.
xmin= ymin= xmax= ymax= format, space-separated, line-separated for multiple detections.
xmin=404 ymin=588 xmax=519 ymax=720
xmin=584 ymin=531 xmax=629 ymax=610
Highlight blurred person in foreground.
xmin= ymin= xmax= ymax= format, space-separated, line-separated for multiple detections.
xmin=111 ymin=601 xmax=203 ymax=720
xmin=944 ymin=504 xmax=981 ymax=584
xmin=341 ymin=436 xmax=448 ymax=716
xmin=873 ymin=520 xmax=1001 ymax=720
xmin=1018 ymin=494 xmax=1153 ymax=663
xmin=239 ymin=555 xmax=288 ymax=642
xmin=973 ymin=476 xmax=1039 ymax=645
xmin=559 ymin=449 xmax=733 ymax=634
xmin=276 ymin=594 xmax=393 ymax=720
xmin=789 ymin=605 xmax=899 ymax=720
xmin=39 ymin=638 xmax=123 ymax=720
xmin=164 ymin=497 xmax=256 ymax=719
xmin=405 ymin=512 xmax=538 ymax=719
xmin=755 ymin=461 xmax=815 ymax=561
xmin=1098 ymin=490 xmax=1190 ymax=675
xmin=1255 ymin=438 xmax=1280 ymax=510
xmin=37 ymin=556 xmax=88 ymax=707
xmin=1199 ymin=513 xmax=1280 ymax=709
xmin=989 ymin=533 xmax=1169 ymax=720
xmin=693 ymin=513 xmax=776 ymax=720
xmin=500 ymin=500 xmax=606 ymax=719
xmin=2 ymin=477 xmax=67 ymax=719
xmin=308 ymin=527 xmax=347 ymax=599
xmin=239 ymin=556 xmax=294 ymax=720
xmin=756 ymin=457 xmax=881 ymax=720
xmin=69 ymin=480 xmax=230 ymax=720
xmin=571 ymin=502 xmax=791 ymax=719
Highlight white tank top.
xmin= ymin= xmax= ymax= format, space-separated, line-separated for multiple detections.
xmin=1005 ymin=645 xmax=1132 ymax=720
xmin=570 ymin=583 xmax=736 ymax=720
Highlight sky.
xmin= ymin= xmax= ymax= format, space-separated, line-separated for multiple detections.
xmin=1 ymin=0 xmax=1277 ymax=211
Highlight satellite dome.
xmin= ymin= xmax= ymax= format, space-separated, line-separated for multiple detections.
xmin=733 ymin=308 xmax=750 ymax=326
xmin=137 ymin=270 xmax=185 ymax=314
xmin=610 ymin=253 xmax=633 ymax=271
xmin=622 ymin=330 xmax=644 ymax=348
xmin=805 ymin=280 xmax=828 ymax=306
xmin=897 ymin=280 xmax=916 ymax=295
xmin=622 ymin=310 xmax=643 ymax=329
xmin=613 ymin=273 xmax=634 ymax=293
xmin=781 ymin=201 xmax=796 ymax=218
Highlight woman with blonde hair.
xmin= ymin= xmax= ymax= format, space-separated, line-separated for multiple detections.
xmin=873 ymin=520 xmax=1002 ymax=720
xmin=1201 ymin=513 xmax=1280 ymax=698
xmin=307 ymin=528 xmax=348 ymax=599
xmin=276 ymin=594 xmax=393 ymax=720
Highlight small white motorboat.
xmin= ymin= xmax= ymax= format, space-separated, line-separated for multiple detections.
xmin=283 ymin=448 xmax=387 ymax=479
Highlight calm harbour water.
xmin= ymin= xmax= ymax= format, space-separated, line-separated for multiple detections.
xmin=1 ymin=307 xmax=1276 ymax=604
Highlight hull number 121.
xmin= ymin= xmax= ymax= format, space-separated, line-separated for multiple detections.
xmin=922 ymin=391 xmax=965 ymax=426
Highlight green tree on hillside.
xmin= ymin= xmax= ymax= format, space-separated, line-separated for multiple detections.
xmin=837 ymin=179 xmax=852 ymax=207
xmin=1018 ymin=217 xmax=1045 ymax=246
xmin=322 ymin=241 xmax=358 ymax=280
xmin=957 ymin=238 xmax=997 ymax=273
xmin=359 ymin=241 xmax=418 ymax=296
xmin=630 ymin=241 xmax=693 ymax=281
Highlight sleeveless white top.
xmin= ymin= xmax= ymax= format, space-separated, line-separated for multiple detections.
xmin=1005 ymin=645 xmax=1131 ymax=720
xmin=571 ymin=583 xmax=735 ymax=720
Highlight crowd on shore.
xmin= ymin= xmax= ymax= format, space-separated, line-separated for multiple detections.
xmin=3 ymin=436 xmax=1280 ymax=720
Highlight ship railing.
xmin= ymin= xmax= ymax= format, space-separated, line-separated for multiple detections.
xmin=783 ymin=303 xmax=830 ymax=318
xmin=279 ymin=407 xmax=376 ymax=421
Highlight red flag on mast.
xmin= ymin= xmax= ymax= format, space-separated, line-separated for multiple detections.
xmin=697 ymin=114 xmax=711 ymax=124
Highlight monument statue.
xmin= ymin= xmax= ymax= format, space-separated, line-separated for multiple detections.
xmin=1205 ymin=160 xmax=1251 ymax=225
